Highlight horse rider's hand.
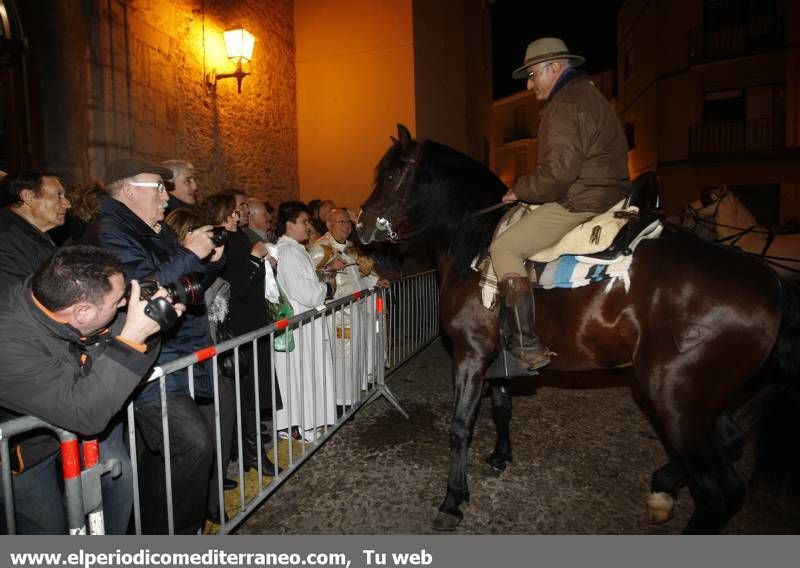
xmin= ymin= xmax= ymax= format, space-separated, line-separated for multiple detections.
xmin=501 ymin=189 xmax=518 ymax=203
xmin=327 ymin=259 xmax=347 ymax=271
xmin=377 ymin=278 xmax=390 ymax=289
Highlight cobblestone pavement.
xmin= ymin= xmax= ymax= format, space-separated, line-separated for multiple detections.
xmin=236 ymin=340 xmax=800 ymax=534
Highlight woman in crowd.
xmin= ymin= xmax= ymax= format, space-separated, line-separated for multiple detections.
xmin=273 ymin=201 xmax=336 ymax=441
xmin=163 ymin=206 xmax=237 ymax=524
xmin=197 ymin=192 xmax=279 ymax=475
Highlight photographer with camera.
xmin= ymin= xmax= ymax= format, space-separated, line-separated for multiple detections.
xmin=82 ymin=158 xmax=223 ymax=534
xmin=0 ymin=245 xmax=182 ymax=534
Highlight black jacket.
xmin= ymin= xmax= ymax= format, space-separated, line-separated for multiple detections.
xmin=82 ymin=198 xmax=223 ymax=402
xmin=0 ymin=208 xmax=57 ymax=293
xmin=0 ymin=281 xmax=158 ymax=471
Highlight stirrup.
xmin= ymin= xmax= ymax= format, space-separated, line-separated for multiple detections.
xmin=485 ymin=348 xmax=542 ymax=379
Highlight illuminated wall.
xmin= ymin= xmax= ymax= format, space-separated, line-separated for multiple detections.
xmin=17 ymin=0 xmax=298 ymax=204
xmin=294 ymin=0 xmax=416 ymax=211
xmin=295 ymin=0 xmax=493 ymax=211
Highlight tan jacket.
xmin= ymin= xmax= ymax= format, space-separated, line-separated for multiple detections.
xmin=514 ymin=71 xmax=630 ymax=213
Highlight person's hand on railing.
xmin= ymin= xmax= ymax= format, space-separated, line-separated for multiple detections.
xmin=376 ymin=277 xmax=390 ymax=289
xmin=119 ymin=280 xmax=186 ymax=344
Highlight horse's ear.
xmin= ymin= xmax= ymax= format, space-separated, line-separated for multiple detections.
xmin=397 ymin=124 xmax=413 ymax=150
xmin=390 ymin=136 xmax=399 ymax=145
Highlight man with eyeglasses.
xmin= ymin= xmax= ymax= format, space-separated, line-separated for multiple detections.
xmin=83 ymin=157 xmax=222 ymax=534
xmin=489 ymin=37 xmax=630 ymax=372
xmin=308 ymin=208 xmax=389 ymax=405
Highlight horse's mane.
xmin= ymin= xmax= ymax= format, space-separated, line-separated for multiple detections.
xmin=403 ymin=140 xmax=507 ymax=277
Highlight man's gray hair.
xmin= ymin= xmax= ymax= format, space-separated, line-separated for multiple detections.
xmin=105 ymin=177 xmax=132 ymax=198
xmin=161 ymin=159 xmax=194 ymax=182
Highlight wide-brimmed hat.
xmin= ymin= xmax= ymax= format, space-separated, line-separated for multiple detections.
xmin=104 ymin=158 xmax=173 ymax=185
xmin=512 ymin=37 xmax=585 ymax=80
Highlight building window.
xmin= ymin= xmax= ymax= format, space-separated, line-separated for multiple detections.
xmin=623 ymin=46 xmax=634 ymax=81
xmin=704 ymin=89 xmax=745 ymax=124
xmin=513 ymin=105 xmax=527 ymax=140
xmin=624 ymin=122 xmax=636 ymax=150
xmin=514 ymin=153 xmax=528 ymax=180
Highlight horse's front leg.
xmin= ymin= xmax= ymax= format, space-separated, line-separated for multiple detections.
xmin=432 ymin=353 xmax=486 ymax=531
xmin=486 ymin=380 xmax=513 ymax=473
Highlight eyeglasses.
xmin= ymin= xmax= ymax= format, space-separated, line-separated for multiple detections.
xmin=527 ymin=63 xmax=552 ymax=82
xmin=129 ymin=181 xmax=167 ymax=194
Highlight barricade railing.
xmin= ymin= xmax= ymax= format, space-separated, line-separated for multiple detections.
xmin=0 ymin=270 xmax=439 ymax=535
xmin=128 ymin=284 xmax=406 ymax=535
xmin=0 ymin=416 xmax=117 ymax=535
xmin=384 ymin=270 xmax=439 ymax=373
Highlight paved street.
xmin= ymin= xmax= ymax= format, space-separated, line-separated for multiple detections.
xmin=237 ymin=340 xmax=800 ymax=534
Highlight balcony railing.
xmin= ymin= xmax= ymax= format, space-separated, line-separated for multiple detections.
xmin=689 ymin=117 xmax=784 ymax=156
xmin=688 ymin=19 xmax=782 ymax=64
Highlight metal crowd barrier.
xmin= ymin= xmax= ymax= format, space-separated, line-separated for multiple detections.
xmin=384 ymin=270 xmax=440 ymax=373
xmin=0 ymin=416 xmax=116 ymax=535
xmin=0 ymin=270 xmax=440 ymax=535
xmin=129 ymin=285 xmax=406 ymax=535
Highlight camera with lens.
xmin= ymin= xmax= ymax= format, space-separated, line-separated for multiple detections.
xmin=190 ymin=225 xmax=227 ymax=246
xmin=128 ymin=273 xmax=204 ymax=329
xmin=137 ymin=274 xmax=204 ymax=306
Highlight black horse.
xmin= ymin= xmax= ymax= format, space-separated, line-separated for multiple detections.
xmin=357 ymin=124 xmax=800 ymax=534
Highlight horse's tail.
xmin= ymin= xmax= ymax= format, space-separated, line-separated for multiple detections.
xmin=754 ymin=277 xmax=800 ymax=493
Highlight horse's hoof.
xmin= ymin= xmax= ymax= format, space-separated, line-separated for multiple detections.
xmin=485 ymin=458 xmax=507 ymax=476
xmin=431 ymin=511 xmax=462 ymax=531
xmin=646 ymin=491 xmax=675 ymax=524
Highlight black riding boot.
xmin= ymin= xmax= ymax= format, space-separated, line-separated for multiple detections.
xmin=498 ymin=275 xmax=551 ymax=371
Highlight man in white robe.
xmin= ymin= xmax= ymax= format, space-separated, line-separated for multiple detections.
xmin=308 ymin=208 xmax=389 ymax=405
xmin=273 ymin=202 xmax=336 ymax=441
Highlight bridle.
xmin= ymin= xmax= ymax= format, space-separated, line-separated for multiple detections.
xmin=361 ymin=145 xmax=423 ymax=242
xmin=683 ymin=192 xmax=800 ymax=275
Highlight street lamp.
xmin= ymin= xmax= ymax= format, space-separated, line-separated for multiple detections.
xmin=207 ymin=27 xmax=255 ymax=94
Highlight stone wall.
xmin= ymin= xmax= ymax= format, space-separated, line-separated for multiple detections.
xmin=25 ymin=0 xmax=298 ymax=204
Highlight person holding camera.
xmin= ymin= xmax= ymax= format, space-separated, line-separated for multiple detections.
xmin=82 ymin=158 xmax=222 ymax=534
xmin=0 ymin=245 xmax=180 ymax=534
xmin=198 ymin=192 xmax=278 ymax=475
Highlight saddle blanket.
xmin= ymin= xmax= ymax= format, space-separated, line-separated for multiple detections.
xmin=473 ymin=201 xmax=663 ymax=309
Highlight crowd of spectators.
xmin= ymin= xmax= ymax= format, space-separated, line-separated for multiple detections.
xmin=0 ymin=162 xmax=392 ymax=534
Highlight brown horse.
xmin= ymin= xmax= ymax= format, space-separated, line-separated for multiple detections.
xmin=357 ymin=125 xmax=800 ymax=534
xmin=680 ymin=185 xmax=800 ymax=279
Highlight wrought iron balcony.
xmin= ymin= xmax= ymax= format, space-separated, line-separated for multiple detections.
xmin=689 ymin=117 xmax=785 ymax=156
xmin=688 ymin=18 xmax=782 ymax=64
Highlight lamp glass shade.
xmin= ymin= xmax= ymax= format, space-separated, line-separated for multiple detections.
xmin=223 ymin=28 xmax=255 ymax=63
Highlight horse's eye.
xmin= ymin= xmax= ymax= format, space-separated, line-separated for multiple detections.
xmin=387 ymin=175 xmax=393 ymax=181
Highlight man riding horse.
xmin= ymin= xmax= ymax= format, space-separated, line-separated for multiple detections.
xmin=490 ymin=37 xmax=632 ymax=371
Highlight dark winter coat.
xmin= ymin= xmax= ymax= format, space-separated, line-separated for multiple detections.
xmin=82 ymin=198 xmax=223 ymax=402
xmin=514 ymin=70 xmax=630 ymax=213
xmin=0 ymin=280 xmax=157 ymax=471
xmin=0 ymin=208 xmax=57 ymax=292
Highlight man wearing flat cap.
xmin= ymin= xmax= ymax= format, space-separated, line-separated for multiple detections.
xmin=490 ymin=37 xmax=630 ymax=371
xmin=83 ymin=157 xmax=224 ymax=533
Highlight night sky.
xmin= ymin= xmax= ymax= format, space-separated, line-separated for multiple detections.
xmin=491 ymin=0 xmax=626 ymax=100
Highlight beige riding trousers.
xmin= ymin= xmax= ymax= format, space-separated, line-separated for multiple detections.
xmin=490 ymin=202 xmax=596 ymax=280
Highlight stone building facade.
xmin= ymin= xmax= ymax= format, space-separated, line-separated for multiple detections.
xmin=3 ymin=0 xmax=299 ymax=204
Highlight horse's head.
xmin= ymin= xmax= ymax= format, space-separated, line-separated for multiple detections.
xmin=680 ymin=185 xmax=729 ymax=239
xmin=357 ymin=124 xmax=421 ymax=245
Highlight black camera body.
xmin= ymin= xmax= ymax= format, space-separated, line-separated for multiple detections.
xmin=209 ymin=226 xmax=228 ymax=246
xmin=128 ymin=273 xmax=203 ymax=329
xmin=189 ymin=225 xmax=227 ymax=246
